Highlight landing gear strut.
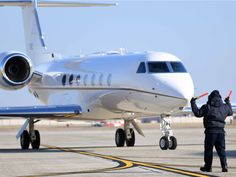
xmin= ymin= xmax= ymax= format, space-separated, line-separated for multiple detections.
xmin=20 ymin=118 xmax=40 ymax=150
xmin=115 ymin=119 xmax=135 ymax=147
xmin=159 ymin=117 xmax=177 ymax=150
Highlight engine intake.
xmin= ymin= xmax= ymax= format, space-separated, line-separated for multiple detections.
xmin=0 ymin=52 xmax=33 ymax=90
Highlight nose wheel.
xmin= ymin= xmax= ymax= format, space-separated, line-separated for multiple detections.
xmin=159 ymin=118 xmax=177 ymax=150
xmin=159 ymin=136 xmax=169 ymax=150
xmin=159 ymin=136 xmax=177 ymax=150
xmin=169 ymin=136 xmax=177 ymax=150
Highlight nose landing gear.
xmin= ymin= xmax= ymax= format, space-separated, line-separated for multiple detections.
xmin=159 ymin=117 xmax=177 ymax=150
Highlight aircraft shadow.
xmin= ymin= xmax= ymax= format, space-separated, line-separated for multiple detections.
xmin=49 ymin=144 xmax=157 ymax=149
xmin=193 ymin=150 xmax=236 ymax=158
xmin=0 ymin=148 xmax=60 ymax=153
xmin=51 ymin=143 xmax=204 ymax=150
xmin=227 ymin=150 xmax=236 ymax=157
xmin=0 ymin=144 xmax=156 ymax=153
xmin=0 ymin=143 xmax=206 ymax=154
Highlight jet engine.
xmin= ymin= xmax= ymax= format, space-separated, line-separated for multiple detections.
xmin=0 ymin=52 xmax=33 ymax=90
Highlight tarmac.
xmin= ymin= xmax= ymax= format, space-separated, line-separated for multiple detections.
xmin=0 ymin=123 xmax=235 ymax=177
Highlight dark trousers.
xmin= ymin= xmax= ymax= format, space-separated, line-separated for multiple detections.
xmin=204 ymin=133 xmax=227 ymax=169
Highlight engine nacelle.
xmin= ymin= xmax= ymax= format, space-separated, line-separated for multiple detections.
xmin=0 ymin=52 xmax=33 ymax=90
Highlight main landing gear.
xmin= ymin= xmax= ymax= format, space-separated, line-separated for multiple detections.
xmin=19 ymin=118 xmax=40 ymax=150
xmin=115 ymin=119 xmax=135 ymax=147
xmin=159 ymin=118 xmax=177 ymax=150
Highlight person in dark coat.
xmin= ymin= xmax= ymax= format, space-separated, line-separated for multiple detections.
xmin=191 ymin=90 xmax=233 ymax=172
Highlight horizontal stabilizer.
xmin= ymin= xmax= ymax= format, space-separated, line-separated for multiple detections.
xmin=0 ymin=0 xmax=117 ymax=7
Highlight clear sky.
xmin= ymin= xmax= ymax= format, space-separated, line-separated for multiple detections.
xmin=0 ymin=0 xmax=235 ymax=106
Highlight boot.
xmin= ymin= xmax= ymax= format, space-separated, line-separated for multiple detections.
xmin=222 ymin=167 xmax=228 ymax=172
xmin=200 ymin=166 xmax=212 ymax=172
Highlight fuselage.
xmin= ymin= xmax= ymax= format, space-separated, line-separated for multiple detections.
xmin=28 ymin=51 xmax=194 ymax=120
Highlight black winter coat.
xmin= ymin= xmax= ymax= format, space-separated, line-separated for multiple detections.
xmin=191 ymin=95 xmax=233 ymax=133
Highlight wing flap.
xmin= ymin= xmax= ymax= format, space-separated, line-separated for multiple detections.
xmin=0 ymin=104 xmax=82 ymax=118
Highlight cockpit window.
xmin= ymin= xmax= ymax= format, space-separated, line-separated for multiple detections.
xmin=136 ymin=62 xmax=146 ymax=73
xmin=147 ymin=61 xmax=187 ymax=73
xmin=148 ymin=62 xmax=169 ymax=73
xmin=170 ymin=62 xmax=187 ymax=73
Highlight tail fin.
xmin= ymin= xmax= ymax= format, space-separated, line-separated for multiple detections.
xmin=0 ymin=0 xmax=116 ymax=66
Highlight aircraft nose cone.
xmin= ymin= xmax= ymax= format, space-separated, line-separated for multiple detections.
xmin=157 ymin=73 xmax=194 ymax=105
xmin=173 ymin=76 xmax=194 ymax=102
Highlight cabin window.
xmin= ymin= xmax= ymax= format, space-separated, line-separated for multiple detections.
xmin=76 ymin=75 xmax=81 ymax=85
xmin=148 ymin=62 xmax=170 ymax=73
xmin=91 ymin=74 xmax=96 ymax=86
xmin=107 ymin=74 xmax=112 ymax=86
xmin=99 ymin=74 xmax=104 ymax=86
xmin=69 ymin=75 xmax=74 ymax=85
xmin=170 ymin=62 xmax=187 ymax=73
xmin=136 ymin=62 xmax=146 ymax=73
xmin=62 ymin=75 xmax=66 ymax=86
xmin=83 ymin=74 xmax=88 ymax=86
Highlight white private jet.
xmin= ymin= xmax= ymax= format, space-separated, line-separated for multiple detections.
xmin=0 ymin=0 xmax=195 ymax=150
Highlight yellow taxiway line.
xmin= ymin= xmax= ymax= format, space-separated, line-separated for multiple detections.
xmin=21 ymin=144 xmax=216 ymax=177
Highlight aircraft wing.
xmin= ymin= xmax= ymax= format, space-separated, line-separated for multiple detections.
xmin=0 ymin=105 xmax=82 ymax=119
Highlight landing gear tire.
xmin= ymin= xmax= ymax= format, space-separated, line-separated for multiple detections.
xmin=169 ymin=136 xmax=177 ymax=150
xmin=20 ymin=130 xmax=30 ymax=150
xmin=115 ymin=128 xmax=125 ymax=147
xmin=126 ymin=128 xmax=135 ymax=147
xmin=31 ymin=130 xmax=40 ymax=149
xmin=159 ymin=136 xmax=169 ymax=150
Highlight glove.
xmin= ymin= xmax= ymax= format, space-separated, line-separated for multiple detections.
xmin=190 ymin=97 xmax=197 ymax=104
xmin=224 ymin=97 xmax=230 ymax=104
